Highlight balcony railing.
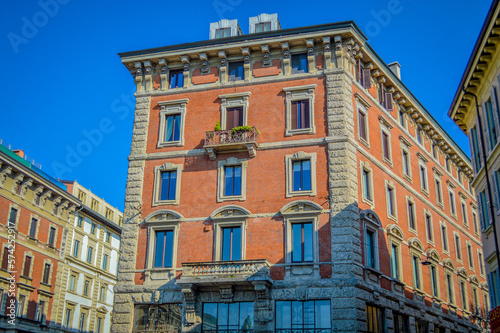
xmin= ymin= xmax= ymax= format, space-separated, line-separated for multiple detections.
xmin=182 ymin=259 xmax=270 ymax=278
xmin=204 ymin=127 xmax=258 ymax=160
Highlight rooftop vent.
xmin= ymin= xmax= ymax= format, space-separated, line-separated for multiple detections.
xmin=388 ymin=62 xmax=401 ymax=80
xmin=209 ymin=19 xmax=243 ymax=39
xmin=249 ymin=13 xmax=281 ymax=33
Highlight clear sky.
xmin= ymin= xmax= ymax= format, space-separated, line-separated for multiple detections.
xmin=0 ymin=0 xmax=492 ymax=211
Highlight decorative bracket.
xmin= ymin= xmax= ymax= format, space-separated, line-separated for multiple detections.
xmin=199 ymin=53 xmax=210 ymax=74
xmin=261 ymin=45 xmax=270 ymax=66
xmin=181 ymin=284 xmax=198 ymax=326
xmin=0 ymin=166 xmax=12 ymax=187
xmin=219 ymin=284 xmax=234 ymax=303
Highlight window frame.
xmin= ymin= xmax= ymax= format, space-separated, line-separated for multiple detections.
xmin=417 ymin=153 xmax=429 ymax=194
xmin=385 ymin=180 xmax=397 ymax=221
xmin=454 ymin=231 xmax=462 ymax=263
xmin=217 ymin=157 xmax=248 ymax=202
xmin=379 ymin=116 xmax=393 ymax=166
xmin=213 ymin=220 xmax=246 ymax=262
xmin=362 ymin=211 xmax=382 ymax=272
xmin=424 ymin=211 xmax=434 ymax=245
xmin=285 ymin=151 xmax=317 ymax=198
xmin=399 ymin=136 xmax=412 ymax=181
xmin=153 ymin=162 xmax=183 ymax=206
xmin=291 ymin=52 xmax=309 ymax=74
xmin=440 ymin=221 xmax=449 ymax=254
xmin=356 ymin=96 xmax=371 ymax=147
xmin=360 ymin=161 xmax=374 ymax=207
xmin=406 ymin=196 xmax=417 ymax=234
xmin=157 ymin=98 xmax=188 ymax=148
xmin=218 ymin=92 xmax=251 ymax=131
xmin=283 ymin=84 xmax=316 ymax=136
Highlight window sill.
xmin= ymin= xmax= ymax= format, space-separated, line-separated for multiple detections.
xmin=361 ymin=197 xmax=374 ymax=208
xmin=408 ymin=227 xmax=418 ymax=236
xmin=403 ymin=174 xmax=412 ymax=183
xmin=286 ymin=190 xmax=316 ymax=198
xmin=437 ymin=202 xmax=444 ymax=210
xmin=152 ymin=199 xmax=180 ymax=206
xmin=382 ymin=157 xmax=393 ymax=168
xmin=358 ymin=137 xmax=370 ymax=149
xmin=426 ymin=239 xmax=435 ymax=247
xmin=387 ymin=214 xmax=397 ymax=223
xmin=157 ymin=140 xmax=183 ymax=149
xmin=421 ymin=188 xmax=429 ymax=197
xmin=217 ymin=195 xmax=246 ymax=203
xmin=285 ymin=127 xmax=315 ymax=137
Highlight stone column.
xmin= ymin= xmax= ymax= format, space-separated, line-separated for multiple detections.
xmin=326 ymin=69 xmax=364 ymax=332
xmin=111 ymin=95 xmax=151 ymax=333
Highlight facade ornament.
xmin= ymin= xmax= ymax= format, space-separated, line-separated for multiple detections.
xmin=59 ymin=200 xmax=70 ymax=214
xmin=143 ymin=60 xmax=153 ymax=91
xmin=67 ymin=204 xmax=77 ymax=216
xmin=52 ymin=196 xmax=62 ymax=214
xmin=306 ymin=39 xmax=314 ymax=57
xmin=159 ymin=58 xmax=167 ymax=74
xmin=181 ymin=56 xmax=190 ymax=71
xmin=323 ymin=36 xmax=331 ymax=52
xmin=242 ymin=47 xmax=251 ymax=64
xmin=181 ymin=285 xmax=198 ymax=326
xmin=19 ymin=178 xmax=33 ymax=198
xmin=40 ymin=189 xmax=52 ymax=207
xmin=12 ymin=173 xmax=24 ymax=192
xmin=199 ymin=53 xmax=209 ymax=74
xmin=159 ymin=58 xmax=168 ymax=90
xmin=334 ymin=35 xmax=342 ymax=52
xmin=219 ymin=284 xmax=233 ymax=303
xmin=261 ymin=45 xmax=270 ymax=66
xmin=133 ymin=62 xmax=143 ymax=92
xmin=0 ymin=165 xmax=12 ymax=187
xmin=281 ymin=42 xmax=290 ymax=59
xmin=218 ymin=50 xmax=227 ymax=67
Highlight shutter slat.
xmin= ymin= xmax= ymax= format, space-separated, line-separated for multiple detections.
xmin=291 ymin=102 xmax=298 ymax=130
xmin=362 ymin=69 xmax=372 ymax=89
xmin=385 ymin=93 xmax=393 ymax=111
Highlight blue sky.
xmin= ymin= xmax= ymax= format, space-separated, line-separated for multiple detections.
xmin=0 ymin=0 xmax=492 ymax=211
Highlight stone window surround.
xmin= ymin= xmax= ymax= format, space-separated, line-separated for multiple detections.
xmin=17 ymin=289 xmax=31 ymax=318
xmin=417 ymin=152 xmax=429 ymax=196
xmin=408 ymin=240 xmax=424 ymax=293
xmin=433 ymin=167 xmax=444 ymax=209
xmin=219 ymin=92 xmax=251 ymax=130
xmin=447 ymin=182 xmax=457 ymax=219
xmin=406 ymin=195 xmax=417 ymax=235
xmin=86 ymin=240 xmax=97 ymax=266
xmin=152 ymin=162 xmax=183 ymax=206
xmin=427 ymin=256 xmax=441 ymax=300
xmin=46 ymin=223 xmax=58 ymax=248
xmin=27 ymin=213 xmax=40 ymax=240
xmin=157 ymin=98 xmax=189 ymax=148
xmin=213 ymin=218 xmax=247 ymax=262
xmin=458 ymin=276 xmax=469 ymax=311
xmin=386 ymin=225 xmax=404 ymax=282
xmin=21 ymin=251 xmax=34 ymax=279
xmin=0 ymin=244 xmax=10 ymax=271
xmin=385 ymin=179 xmax=397 ymax=222
xmin=453 ymin=231 xmax=463 ymax=264
xmin=360 ymin=161 xmax=374 ymax=208
xmin=41 ymin=259 xmax=54 ymax=286
xmin=83 ymin=276 xmax=93 ymax=298
xmin=101 ymin=249 xmax=111 ymax=272
xmin=285 ymin=151 xmax=317 ymax=198
xmin=399 ymin=135 xmax=412 ymax=182
xmin=99 ymin=282 xmax=108 ymax=303
xmin=64 ymin=302 xmax=76 ymax=328
xmin=466 ymin=240 xmax=475 ymax=271
xmin=356 ymin=94 xmax=370 ymax=148
xmin=35 ymin=294 xmax=50 ymax=323
xmin=361 ymin=211 xmax=382 ymax=272
xmin=379 ymin=115 xmax=393 ymax=167
xmin=424 ymin=209 xmax=434 ymax=246
xmin=146 ymin=217 xmax=180 ymax=272
xmin=477 ymin=249 xmax=485 ymax=277
xmin=7 ymin=203 xmax=20 ymax=229
xmin=78 ymin=306 xmax=90 ymax=332
xmin=440 ymin=221 xmax=450 ymax=255
xmin=283 ymin=84 xmax=316 ymax=136
xmin=72 ymin=233 xmax=84 ymax=259
xmin=68 ymin=271 xmax=78 ymax=293
xmin=217 ymin=157 xmax=248 ymax=202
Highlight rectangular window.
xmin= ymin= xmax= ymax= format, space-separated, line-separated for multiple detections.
xmin=359 ymin=110 xmax=367 ymax=141
xmin=154 ymin=230 xmax=174 ymax=268
xmin=398 ymin=109 xmax=405 ymax=127
xmin=446 ymin=158 xmax=451 ymax=172
xmin=102 ymin=254 xmax=108 ymax=271
xmin=36 ymin=301 xmax=45 ymax=322
xmin=387 ymin=185 xmax=395 ymax=217
xmin=485 ymin=98 xmax=498 ymax=148
xmin=16 ymin=294 xmax=26 ymax=317
xmin=225 ymin=107 xmax=244 ymax=129
xmin=366 ymin=304 xmax=384 ymax=333
xmin=169 ymin=69 xmax=184 ymax=88
xmin=446 ymin=274 xmax=453 ymax=303
xmin=408 ymin=201 xmax=415 ymax=230
xmin=160 ymin=170 xmax=177 ymax=201
xmin=420 ymin=165 xmax=427 ymax=191
xmin=42 ymin=263 xmax=50 ymax=284
xmin=29 ymin=218 xmax=37 ymax=238
xmin=164 ymin=114 xmax=181 ymax=142
xmin=479 ymin=251 xmax=484 ymax=275
xmin=48 ymin=227 xmax=56 ymax=246
xmin=83 ymin=280 xmax=90 ymax=296
xmin=73 ymin=240 xmax=80 ymax=257
xmin=455 ymin=234 xmax=461 ymax=260
xmin=470 ymin=126 xmax=481 ymax=171
xmin=22 ymin=256 xmax=31 ymax=277
xmin=432 ymin=143 xmax=437 ymax=159
xmin=362 ymin=168 xmax=372 ymax=201
xmin=382 ymin=132 xmax=390 ymax=160
xmin=96 ymin=317 xmax=103 ymax=333
xmin=459 ymin=280 xmax=467 ymax=309
xmin=449 ymin=191 xmax=456 ymax=215
xmin=425 ymin=214 xmax=433 ymax=242
xmin=402 ymin=151 xmax=411 ymax=178
xmin=276 ymin=300 xmax=331 ymax=331
xmin=69 ymin=274 xmax=76 ymax=292
xmin=255 ymin=22 xmax=271 ymax=33
xmin=430 ymin=265 xmax=438 ymax=297
xmin=412 ymin=254 xmax=421 ymax=289
xmin=100 ymin=286 xmax=106 ymax=302
xmin=203 ymin=302 xmax=254 ymax=331
xmin=479 ymin=190 xmax=490 ymax=229
xmin=441 ymin=224 xmax=448 ymax=252
xmin=489 ymin=269 xmax=500 ymax=308
xmin=90 ymin=198 xmax=98 ymax=211
xmin=79 ymin=313 xmax=86 ymax=331
xmin=365 ymin=229 xmax=376 ymax=268
xmin=391 ymin=243 xmax=400 ymax=279
xmin=291 ymin=53 xmax=308 ymax=73
xmin=105 ymin=208 xmax=114 ymax=220
xmin=467 ymin=243 xmax=474 ymax=269
xmin=106 ymin=232 xmax=111 ymax=243
xmin=222 ymin=226 xmax=241 ymax=261
xmin=77 ymin=190 xmax=86 ymax=202
xmin=2 ymin=248 xmax=9 ymax=270
xmin=91 ymin=223 xmax=96 ymax=234
xmin=224 ymin=165 xmax=242 ymax=197
xmin=416 ymin=128 xmax=422 ymax=144
xmin=435 ymin=179 xmax=443 ymax=204
xmin=292 ymin=160 xmax=312 ymax=192
xmin=134 ymin=304 xmax=183 ymax=332
xmin=461 ymin=202 xmax=468 ymax=226
xmin=77 ymin=216 xmax=83 ymax=227
xmin=291 ymin=100 xmax=310 ymax=130
xmin=64 ymin=308 xmax=72 ymax=328
xmin=215 ymin=27 xmax=231 ymax=38
xmin=393 ymin=312 xmax=409 ymax=333
xmin=8 ymin=208 xmax=17 ymax=225
xmin=228 ymin=61 xmax=244 ymax=81
xmin=87 ymin=247 xmax=93 ymax=264
xmin=292 ymin=222 xmax=313 ymax=263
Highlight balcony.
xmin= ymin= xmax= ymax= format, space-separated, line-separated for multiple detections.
xmin=204 ymin=127 xmax=258 ymax=160
xmin=177 ymin=259 xmax=272 ymax=286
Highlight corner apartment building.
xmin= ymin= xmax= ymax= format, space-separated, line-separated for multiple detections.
xmin=114 ymin=14 xmax=486 ymax=333
xmin=449 ymin=0 xmax=500 ymax=319
xmin=0 ymin=143 xmax=79 ymax=331
xmin=57 ymin=180 xmax=122 ymax=333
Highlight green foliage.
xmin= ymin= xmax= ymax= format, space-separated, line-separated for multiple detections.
xmin=231 ymin=125 xmax=254 ymax=134
xmin=214 ymin=121 xmax=221 ymax=131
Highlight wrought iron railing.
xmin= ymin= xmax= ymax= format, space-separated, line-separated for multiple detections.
xmin=205 ymin=127 xmax=258 ymax=146
xmin=181 ymin=259 xmax=270 ymax=278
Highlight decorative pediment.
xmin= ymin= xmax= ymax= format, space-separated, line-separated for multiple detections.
xmin=210 ymin=205 xmax=251 ymax=221
xmin=280 ymin=200 xmax=322 ymax=217
xmin=96 ymin=306 xmax=108 ymax=314
xmin=360 ymin=209 xmax=381 ymax=227
xmin=407 ymin=237 xmax=424 ymax=252
xmin=457 ymin=267 xmax=468 ymax=278
xmin=386 ymin=224 xmax=404 ymax=241
xmin=159 ymin=162 xmax=177 ymax=171
xmin=443 ymin=258 xmax=455 ymax=271
xmin=426 ymin=249 xmax=440 ymax=262
xmin=480 ymin=282 xmax=488 ymax=291
xmin=145 ymin=209 xmax=183 ymax=223
xmin=470 ymin=275 xmax=480 ymax=286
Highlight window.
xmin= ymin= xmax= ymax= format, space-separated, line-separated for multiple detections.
xmin=286 ymin=152 xmax=317 ymax=197
xmin=22 ymin=255 xmax=31 ymax=277
xmin=386 ymin=182 xmax=396 ymax=218
xmin=77 ymin=190 xmax=86 ymax=202
xmin=105 ymin=208 xmax=114 ymax=220
xmin=366 ymin=304 xmax=384 ymax=333
xmin=459 ymin=280 xmax=468 ymax=310
xmin=292 ymin=223 xmax=313 ymax=263
xmin=284 ymin=84 xmax=316 ymax=136
xmin=479 ymin=190 xmax=490 ymax=229
xmin=215 ymin=27 xmax=231 ymax=38
xmin=134 ymin=304 xmax=183 ymax=332
xmin=2 ymin=247 xmax=9 ymax=270
xmin=106 ymin=231 xmax=111 ymax=243
xmin=29 ymin=218 xmax=37 ymax=238
xmin=380 ymin=122 xmax=392 ymax=163
xmin=64 ymin=307 xmax=72 ymax=328
xmin=362 ymin=167 xmax=373 ymax=203
xmin=425 ymin=213 xmax=433 ymax=243
xmin=365 ymin=228 xmax=376 ymax=269
xmin=276 ymin=300 xmax=330 ymax=331
xmin=154 ymin=230 xmax=174 ymax=267
xmin=472 ymin=287 xmax=479 ymax=315
xmin=356 ymin=59 xmax=371 ymax=89
xmin=435 ymin=178 xmax=443 ymax=206
xmin=102 ymin=254 xmax=108 ymax=271
xmin=69 ymin=274 xmax=76 ymax=292
xmin=90 ymin=198 xmax=98 ymax=211
xmin=467 ymin=243 xmax=474 ymax=269
xmin=90 ymin=223 xmax=96 ymax=234
xmin=378 ymin=84 xmax=393 ymax=111
xmin=454 ymin=233 xmax=462 ymax=261
xmin=99 ymin=285 xmax=106 ymax=302
xmin=479 ymin=251 xmax=485 ymax=275
xmin=430 ymin=264 xmax=438 ymax=297
xmin=441 ymin=223 xmax=449 ymax=252
xmin=416 ymin=127 xmax=423 ymax=144
xmin=79 ymin=313 xmax=86 ymax=332
xmin=485 ymin=97 xmax=498 ymax=149
xmin=225 ymin=107 xmax=244 ymax=129
xmin=153 ymin=162 xmax=183 ymax=205
xmin=217 ymin=157 xmax=247 ymax=202
xmin=393 ymin=312 xmax=409 ymax=333
xmin=489 ymin=268 xmax=500 ymax=308
xmin=412 ymin=254 xmax=421 ymax=290
xmin=445 ymin=157 xmax=451 ymax=172
xmin=419 ymin=164 xmax=428 ymax=192
xmin=222 ymin=226 xmax=242 ymax=261
xmin=77 ymin=216 xmax=83 ymax=227
xmin=73 ymin=240 xmax=80 ymax=258
xmin=391 ymin=243 xmax=401 ymax=280
xmin=291 ymin=100 xmax=310 ymax=130
xmin=461 ymin=201 xmax=468 ymax=226
xmin=83 ymin=279 xmax=90 ymax=296
xmin=8 ymin=207 xmax=17 ymax=226
xmin=48 ymin=227 xmax=56 ymax=246
xmin=398 ymin=108 xmax=406 ymax=128
xmin=291 ymin=53 xmax=308 ymax=73
xmin=36 ymin=300 xmax=45 ymax=322
xmin=42 ymin=263 xmax=50 ymax=284
xmin=402 ymin=151 xmax=412 ymax=180
xmin=86 ymin=247 xmax=93 ymax=264
xmin=470 ymin=125 xmax=482 ymax=171
xmin=358 ymin=109 xmax=368 ymax=142
xmin=407 ymin=200 xmax=416 ymax=231
xmin=228 ymin=61 xmax=244 ymax=81
xmin=169 ymin=69 xmax=184 ymax=88
xmin=202 ymin=302 xmax=254 ymax=331
xmin=432 ymin=143 xmax=438 ymax=159
xmin=96 ymin=317 xmax=103 ymax=333
xmin=255 ymin=22 xmax=271 ymax=33
xmin=157 ymin=99 xmax=188 ymax=147
xmin=35 ymin=192 xmax=42 ymax=206
xmin=449 ymin=190 xmax=456 ymax=216
xmin=16 ymin=295 xmax=26 ymax=317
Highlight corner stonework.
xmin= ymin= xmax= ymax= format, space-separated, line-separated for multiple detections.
xmin=111 ymin=95 xmax=151 ymax=333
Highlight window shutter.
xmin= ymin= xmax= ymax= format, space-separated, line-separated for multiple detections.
xmin=362 ymin=69 xmax=372 ymax=89
xmin=303 ymin=101 xmax=310 ymax=128
xmin=226 ymin=109 xmax=234 ymax=130
xmin=491 ymin=87 xmax=500 ymax=140
xmin=291 ymin=102 xmax=298 ymax=130
xmin=487 ymin=186 xmax=493 ymax=227
xmin=476 ymin=119 xmax=484 ymax=168
xmin=493 ymin=173 xmax=499 ymax=213
xmin=482 ymin=104 xmax=491 ymax=152
xmin=385 ymin=93 xmax=393 ymax=111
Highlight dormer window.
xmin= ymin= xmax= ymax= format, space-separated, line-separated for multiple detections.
xmin=215 ymin=27 xmax=231 ymax=39
xmin=292 ymin=53 xmax=308 ymax=73
xmin=255 ymin=22 xmax=271 ymax=33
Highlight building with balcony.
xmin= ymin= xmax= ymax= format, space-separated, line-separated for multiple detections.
xmin=449 ymin=0 xmax=500 ymax=321
xmin=114 ymin=13 xmax=487 ymax=333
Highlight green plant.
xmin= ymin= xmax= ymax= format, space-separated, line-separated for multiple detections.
xmin=214 ymin=121 xmax=221 ymax=131
xmin=231 ymin=125 xmax=254 ymax=134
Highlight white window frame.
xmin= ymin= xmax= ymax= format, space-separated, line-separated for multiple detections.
xmin=283 ymin=84 xmax=316 ymax=136
xmin=406 ymin=196 xmax=417 ymax=234
xmin=356 ymin=95 xmax=371 ymax=148
xmin=379 ymin=116 xmax=393 ymax=166
xmin=433 ymin=167 xmax=444 ymax=209
xmin=219 ymin=92 xmax=251 ymax=130
xmin=285 ymin=151 xmax=317 ymax=198
xmin=440 ymin=221 xmax=449 ymax=255
xmin=453 ymin=231 xmax=462 ymax=263
xmin=157 ymin=99 xmax=189 ymax=148
xmin=217 ymin=157 xmax=248 ymax=202
xmin=399 ymin=135 xmax=412 ymax=182
xmin=424 ymin=210 xmax=434 ymax=245
xmin=417 ymin=152 xmax=429 ymax=195
xmin=152 ymin=162 xmax=183 ymax=206
xmin=466 ymin=241 xmax=474 ymax=271
xmin=385 ymin=179 xmax=397 ymax=221
xmin=448 ymin=183 xmax=457 ymax=218
xmin=360 ymin=161 xmax=374 ymax=207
